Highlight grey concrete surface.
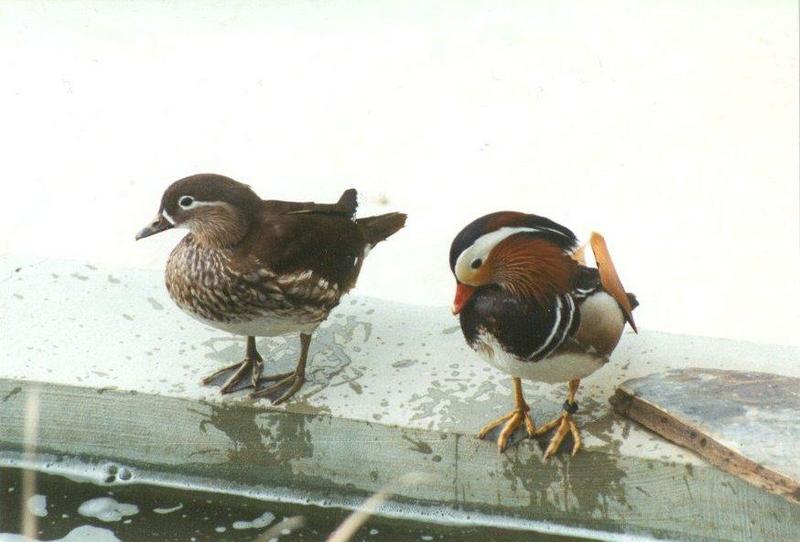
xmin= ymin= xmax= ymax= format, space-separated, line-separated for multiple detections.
xmin=2 ymin=256 xmax=799 ymax=541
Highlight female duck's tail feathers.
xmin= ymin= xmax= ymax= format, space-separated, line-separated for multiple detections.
xmin=357 ymin=212 xmax=407 ymax=248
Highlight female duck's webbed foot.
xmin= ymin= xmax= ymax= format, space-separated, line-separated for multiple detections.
xmin=202 ymin=336 xmax=264 ymax=394
xmin=535 ymin=379 xmax=583 ymax=459
xmin=250 ymin=333 xmax=311 ymax=405
xmin=477 ymin=378 xmax=536 ymax=453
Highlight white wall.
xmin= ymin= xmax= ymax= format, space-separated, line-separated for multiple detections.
xmin=1 ymin=1 xmax=797 ymax=345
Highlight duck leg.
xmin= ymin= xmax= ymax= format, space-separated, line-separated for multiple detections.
xmin=250 ymin=332 xmax=311 ymax=405
xmin=202 ymin=336 xmax=268 ymax=394
xmin=477 ymin=377 xmax=536 ymax=452
xmin=535 ymin=379 xmax=583 ymax=459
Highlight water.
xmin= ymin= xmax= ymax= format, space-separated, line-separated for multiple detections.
xmin=0 ymin=467 xmax=590 ymax=542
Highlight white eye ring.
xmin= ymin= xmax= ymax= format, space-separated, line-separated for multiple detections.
xmin=178 ymin=196 xmax=194 ymax=208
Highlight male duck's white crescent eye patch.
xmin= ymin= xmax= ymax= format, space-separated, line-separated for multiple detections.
xmin=455 ymin=226 xmax=538 ymax=278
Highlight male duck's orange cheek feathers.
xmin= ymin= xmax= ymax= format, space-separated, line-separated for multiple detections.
xmin=491 ymin=236 xmax=578 ymax=302
xmin=452 ymin=283 xmax=476 ymax=315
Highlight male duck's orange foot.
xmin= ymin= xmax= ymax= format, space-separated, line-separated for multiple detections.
xmin=477 ymin=408 xmax=536 ymax=453
xmin=535 ymin=401 xmax=582 ymax=459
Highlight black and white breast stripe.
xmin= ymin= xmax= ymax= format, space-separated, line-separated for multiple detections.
xmin=460 ymin=286 xmax=582 ymax=364
xmin=525 ymin=293 xmax=578 ymax=362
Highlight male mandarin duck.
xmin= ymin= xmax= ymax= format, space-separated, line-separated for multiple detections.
xmin=137 ymin=174 xmax=406 ymax=404
xmin=450 ymin=212 xmax=638 ymax=458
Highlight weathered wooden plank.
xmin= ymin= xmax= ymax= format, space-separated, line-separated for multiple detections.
xmin=613 ymin=369 xmax=800 ymax=504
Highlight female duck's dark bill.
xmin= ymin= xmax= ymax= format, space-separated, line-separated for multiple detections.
xmin=135 ymin=214 xmax=174 ymax=240
xmin=452 ymin=283 xmax=475 ymax=315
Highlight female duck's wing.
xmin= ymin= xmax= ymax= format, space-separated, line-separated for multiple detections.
xmin=262 ymin=188 xmax=358 ymax=218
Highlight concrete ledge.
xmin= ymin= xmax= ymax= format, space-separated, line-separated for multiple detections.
xmin=2 ymin=256 xmax=799 ymax=541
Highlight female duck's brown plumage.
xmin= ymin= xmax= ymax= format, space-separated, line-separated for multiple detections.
xmin=137 ymin=173 xmax=406 ymax=404
xmin=450 ymin=211 xmax=637 ymax=457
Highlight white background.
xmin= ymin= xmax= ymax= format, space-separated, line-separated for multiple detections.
xmin=1 ymin=1 xmax=798 ymax=345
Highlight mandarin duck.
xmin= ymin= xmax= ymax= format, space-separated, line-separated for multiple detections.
xmin=137 ymin=173 xmax=406 ymax=405
xmin=450 ymin=212 xmax=638 ymax=457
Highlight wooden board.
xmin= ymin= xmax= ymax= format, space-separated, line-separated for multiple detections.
xmin=612 ymin=368 xmax=800 ymax=504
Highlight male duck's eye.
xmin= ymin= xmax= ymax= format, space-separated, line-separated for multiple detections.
xmin=470 ymin=258 xmax=483 ymax=270
xmin=178 ymin=196 xmax=194 ymax=208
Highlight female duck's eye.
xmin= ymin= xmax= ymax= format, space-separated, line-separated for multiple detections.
xmin=470 ymin=258 xmax=483 ymax=269
xmin=178 ymin=196 xmax=194 ymax=208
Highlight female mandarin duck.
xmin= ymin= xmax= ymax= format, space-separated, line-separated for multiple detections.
xmin=136 ymin=174 xmax=405 ymax=405
xmin=450 ymin=212 xmax=638 ymax=458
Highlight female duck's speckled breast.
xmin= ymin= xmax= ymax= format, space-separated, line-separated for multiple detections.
xmin=164 ymin=236 xmax=329 ymax=327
